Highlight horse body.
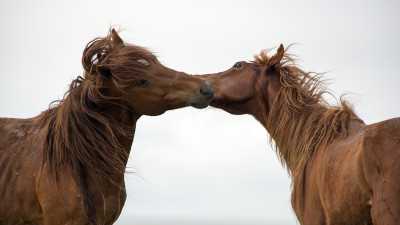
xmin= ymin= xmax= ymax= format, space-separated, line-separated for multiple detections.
xmin=0 ymin=29 xmax=213 ymax=225
xmin=200 ymin=45 xmax=399 ymax=224
xmin=306 ymin=117 xmax=400 ymax=225
xmin=0 ymin=117 xmax=44 ymax=224
xmin=0 ymin=115 xmax=130 ymax=224
xmin=302 ymin=118 xmax=372 ymax=224
xmin=0 ymin=88 xmax=139 ymax=224
xmin=362 ymin=118 xmax=400 ymax=224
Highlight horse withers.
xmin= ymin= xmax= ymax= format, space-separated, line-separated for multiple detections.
xmin=199 ymin=44 xmax=400 ymax=224
xmin=0 ymin=29 xmax=213 ymax=225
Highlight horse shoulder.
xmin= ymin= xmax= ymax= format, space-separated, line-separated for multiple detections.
xmin=305 ymin=123 xmax=372 ymax=224
xmin=36 ymin=167 xmax=90 ymax=224
xmin=361 ymin=117 xmax=400 ymax=223
xmin=361 ymin=117 xmax=400 ymax=191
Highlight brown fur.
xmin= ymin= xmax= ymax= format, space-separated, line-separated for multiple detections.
xmin=0 ymin=29 xmax=213 ymax=225
xmin=199 ymin=45 xmax=400 ymax=224
xmin=41 ymin=30 xmax=157 ymax=190
xmin=259 ymin=53 xmax=358 ymax=215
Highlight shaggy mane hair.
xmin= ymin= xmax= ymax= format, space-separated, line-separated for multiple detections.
xmin=38 ymin=29 xmax=157 ymax=224
xmin=253 ymin=45 xmax=361 ymax=215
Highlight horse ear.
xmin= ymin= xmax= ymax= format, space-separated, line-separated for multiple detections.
xmin=111 ymin=28 xmax=124 ymax=46
xmin=267 ymin=44 xmax=284 ymax=67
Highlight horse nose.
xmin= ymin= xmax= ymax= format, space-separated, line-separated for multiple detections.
xmin=199 ymin=81 xmax=214 ymax=98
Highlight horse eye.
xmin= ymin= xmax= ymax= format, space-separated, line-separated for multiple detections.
xmin=233 ymin=63 xmax=242 ymax=69
xmin=136 ymin=79 xmax=148 ymax=87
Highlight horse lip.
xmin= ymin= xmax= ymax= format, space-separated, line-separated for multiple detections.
xmin=187 ymin=91 xmax=213 ymax=109
xmin=190 ymin=101 xmax=211 ymax=109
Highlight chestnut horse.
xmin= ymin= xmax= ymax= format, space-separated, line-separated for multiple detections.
xmin=199 ymin=45 xmax=400 ymax=224
xmin=0 ymin=29 xmax=213 ymax=225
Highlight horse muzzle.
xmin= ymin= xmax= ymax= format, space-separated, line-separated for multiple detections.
xmin=189 ymin=80 xmax=214 ymax=109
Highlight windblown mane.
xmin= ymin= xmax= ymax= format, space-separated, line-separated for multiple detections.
xmin=39 ymin=29 xmax=157 ymax=224
xmin=254 ymin=46 xmax=361 ymax=215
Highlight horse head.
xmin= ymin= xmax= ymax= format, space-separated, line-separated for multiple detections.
xmin=82 ymin=29 xmax=214 ymax=116
xmin=198 ymin=44 xmax=285 ymax=120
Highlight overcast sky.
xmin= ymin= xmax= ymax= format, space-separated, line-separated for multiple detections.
xmin=1 ymin=1 xmax=399 ymax=225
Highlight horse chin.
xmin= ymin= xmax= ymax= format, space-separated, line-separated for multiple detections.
xmin=190 ymin=102 xmax=210 ymax=109
xmin=139 ymin=110 xmax=165 ymax=116
xmin=135 ymin=106 xmax=167 ymax=116
xmin=186 ymin=94 xmax=213 ymax=109
xmin=209 ymin=99 xmax=247 ymax=115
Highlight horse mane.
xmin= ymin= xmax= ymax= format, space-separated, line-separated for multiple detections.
xmin=254 ymin=45 xmax=361 ymax=215
xmin=38 ymin=29 xmax=157 ymax=224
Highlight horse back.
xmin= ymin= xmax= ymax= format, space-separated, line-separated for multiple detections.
xmin=362 ymin=117 xmax=400 ymax=171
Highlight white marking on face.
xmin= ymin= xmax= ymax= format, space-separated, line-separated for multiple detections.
xmin=137 ymin=59 xmax=149 ymax=66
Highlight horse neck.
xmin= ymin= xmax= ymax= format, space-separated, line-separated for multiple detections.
xmin=73 ymin=97 xmax=140 ymax=159
xmin=257 ymin=94 xmax=353 ymax=175
xmin=42 ymin=80 xmax=141 ymax=184
xmin=99 ymin=102 xmax=140 ymax=153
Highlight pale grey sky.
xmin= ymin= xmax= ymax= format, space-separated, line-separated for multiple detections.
xmin=1 ymin=1 xmax=399 ymax=224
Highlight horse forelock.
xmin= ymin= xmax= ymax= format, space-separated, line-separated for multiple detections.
xmin=82 ymin=29 xmax=158 ymax=91
xmin=256 ymin=49 xmax=359 ymax=216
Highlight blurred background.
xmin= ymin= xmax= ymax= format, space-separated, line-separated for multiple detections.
xmin=1 ymin=1 xmax=399 ymax=224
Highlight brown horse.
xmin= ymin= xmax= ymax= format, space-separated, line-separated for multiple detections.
xmin=199 ymin=44 xmax=400 ymax=224
xmin=0 ymin=29 xmax=213 ymax=225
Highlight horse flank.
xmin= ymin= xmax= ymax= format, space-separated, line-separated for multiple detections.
xmin=254 ymin=46 xmax=361 ymax=214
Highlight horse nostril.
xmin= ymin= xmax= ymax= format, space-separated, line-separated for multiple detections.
xmin=190 ymin=82 xmax=214 ymax=109
xmin=199 ymin=85 xmax=214 ymax=98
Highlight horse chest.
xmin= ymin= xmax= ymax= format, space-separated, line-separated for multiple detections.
xmin=36 ymin=173 xmax=127 ymax=225
xmin=86 ymin=177 xmax=128 ymax=224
